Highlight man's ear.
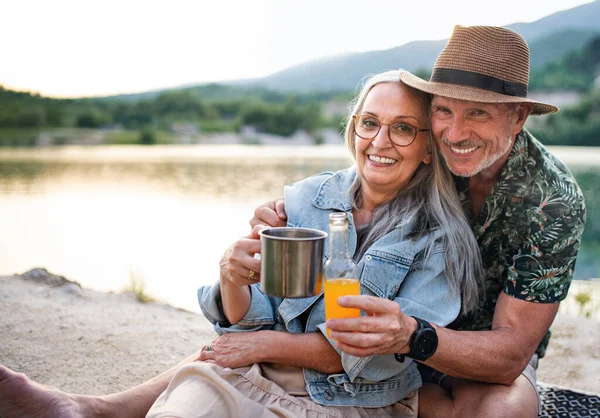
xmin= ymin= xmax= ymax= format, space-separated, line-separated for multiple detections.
xmin=511 ymin=103 xmax=533 ymax=136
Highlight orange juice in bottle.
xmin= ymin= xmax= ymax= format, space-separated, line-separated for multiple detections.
xmin=324 ymin=212 xmax=360 ymax=336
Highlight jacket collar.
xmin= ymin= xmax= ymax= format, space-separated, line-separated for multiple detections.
xmin=312 ymin=167 xmax=356 ymax=211
xmin=312 ymin=167 xmax=421 ymax=233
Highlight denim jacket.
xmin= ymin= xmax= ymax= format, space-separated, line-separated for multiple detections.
xmin=199 ymin=167 xmax=460 ymax=408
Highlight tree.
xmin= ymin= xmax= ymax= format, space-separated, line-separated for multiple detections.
xmin=76 ymin=109 xmax=110 ymax=128
xmin=139 ymin=127 xmax=156 ymax=145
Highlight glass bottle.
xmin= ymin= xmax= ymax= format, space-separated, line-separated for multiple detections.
xmin=324 ymin=212 xmax=361 ymax=336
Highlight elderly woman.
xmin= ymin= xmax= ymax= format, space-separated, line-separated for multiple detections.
xmin=146 ymin=70 xmax=482 ymax=418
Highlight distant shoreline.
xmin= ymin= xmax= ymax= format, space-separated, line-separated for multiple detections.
xmin=0 ymin=143 xmax=599 ymax=166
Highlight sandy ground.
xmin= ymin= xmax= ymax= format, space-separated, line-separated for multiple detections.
xmin=1 ymin=273 xmax=599 ymax=397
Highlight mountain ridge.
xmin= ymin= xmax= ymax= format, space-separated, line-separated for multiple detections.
xmin=101 ymin=1 xmax=600 ymax=99
xmin=251 ymin=1 xmax=600 ymax=92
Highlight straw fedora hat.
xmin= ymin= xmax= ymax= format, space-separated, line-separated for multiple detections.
xmin=399 ymin=25 xmax=558 ymax=115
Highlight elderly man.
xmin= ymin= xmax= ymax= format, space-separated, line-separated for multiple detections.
xmin=0 ymin=25 xmax=585 ymax=418
xmin=251 ymin=26 xmax=586 ymax=417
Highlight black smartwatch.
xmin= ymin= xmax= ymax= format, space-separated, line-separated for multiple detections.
xmin=395 ymin=316 xmax=438 ymax=363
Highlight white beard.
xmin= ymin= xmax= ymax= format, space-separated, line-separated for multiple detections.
xmin=442 ymin=135 xmax=514 ymax=178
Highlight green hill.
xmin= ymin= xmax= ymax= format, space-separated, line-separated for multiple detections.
xmin=529 ymin=34 xmax=600 ymax=147
xmin=528 ymin=29 xmax=600 ymax=69
xmin=530 ymin=34 xmax=600 ymax=92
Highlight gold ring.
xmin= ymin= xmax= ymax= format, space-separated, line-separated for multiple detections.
xmin=248 ymin=270 xmax=255 ymax=280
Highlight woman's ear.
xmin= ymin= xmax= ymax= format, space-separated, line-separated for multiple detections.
xmin=422 ymin=150 xmax=432 ymax=165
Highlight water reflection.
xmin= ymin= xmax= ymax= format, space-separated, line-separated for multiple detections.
xmin=0 ymin=154 xmax=351 ymax=312
xmin=0 ymin=147 xmax=598 ymax=312
xmin=572 ymin=168 xmax=600 ymax=279
xmin=0 ymin=160 xmax=350 ymax=199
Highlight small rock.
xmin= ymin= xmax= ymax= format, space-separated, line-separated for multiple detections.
xmin=61 ymin=282 xmax=83 ymax=296
xmin=20 ymin=268 xmax=68 ymax=287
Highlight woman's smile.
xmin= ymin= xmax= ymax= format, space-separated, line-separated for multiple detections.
xmin=367 ymin=154 xmax=398 ymax=165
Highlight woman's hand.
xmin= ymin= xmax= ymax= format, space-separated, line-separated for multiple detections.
xmin=197 ymin=331 xmax=344 ymax=373
xmin=249 ymin=198 xmax=287 ymax=229
xmin=218 ymin=225 xmax=267 ymax=324
xmin=326 ymin=295 xmax=418 ymax=357
xmin=222 ymin=225 xmax=264 ymax=287
xmin=196 ymin=332 xmax=266 ymax=369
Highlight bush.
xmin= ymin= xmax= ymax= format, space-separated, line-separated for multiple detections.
xmin=139 ymin=127 xmax=156 ymax=145
xmin=76 ymin=110 xmax=110 ymax=128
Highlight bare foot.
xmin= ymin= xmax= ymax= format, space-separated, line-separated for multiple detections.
xmin=0 ymin=364 xmax=102 ymax=418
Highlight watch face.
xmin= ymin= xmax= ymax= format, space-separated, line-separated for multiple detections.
xmin=409 ymin=317 xmax=438 ymax=360
xmin=416 ymin=329 xmax=438 ymax=356
xmin=413 ymin=328 xmax=438 ymax=359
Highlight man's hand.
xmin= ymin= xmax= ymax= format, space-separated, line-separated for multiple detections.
xmin=326 ymin=295 xmax=417 ymax=357
xmin=250 ymin=198 xmax=287 ymax=229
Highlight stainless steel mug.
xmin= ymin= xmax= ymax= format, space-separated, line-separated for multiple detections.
xmin=259 ymin=227 xmax=327 ymax=298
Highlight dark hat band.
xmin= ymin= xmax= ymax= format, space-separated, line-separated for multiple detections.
xmin=431 ymin=68 xmax=528 ymax=98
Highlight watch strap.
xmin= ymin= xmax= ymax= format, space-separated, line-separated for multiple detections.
xmin=394 ymin=316 xmax=437 ymax=363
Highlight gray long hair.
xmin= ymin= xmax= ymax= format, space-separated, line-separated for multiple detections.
xmin=344 ymin=70 xmax=483 ymax=314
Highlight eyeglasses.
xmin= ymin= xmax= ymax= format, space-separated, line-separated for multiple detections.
xmin=352 ymin=114 xmax=430 ymax=147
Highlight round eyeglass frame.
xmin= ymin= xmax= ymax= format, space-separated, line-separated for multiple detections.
xmin=352 ymin=114 xmax=430 ymax=147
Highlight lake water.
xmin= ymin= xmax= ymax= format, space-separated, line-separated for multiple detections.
xmin=0 ymin=145 xmax=599 ymax=314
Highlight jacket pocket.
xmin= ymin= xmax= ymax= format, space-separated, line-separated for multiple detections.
xmin=360 ymin=250 xmax=411 ymax=299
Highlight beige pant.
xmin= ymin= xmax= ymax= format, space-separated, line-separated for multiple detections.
xmin=146 ymin=362 xmax=417 ymax=418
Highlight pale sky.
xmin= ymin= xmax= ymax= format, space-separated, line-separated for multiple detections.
xmin=0 ymin=0 xmax=594 ymax=98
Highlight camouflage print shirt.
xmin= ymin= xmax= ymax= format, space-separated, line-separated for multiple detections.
xmin=449 ymin=129 xmax=586 ymax=358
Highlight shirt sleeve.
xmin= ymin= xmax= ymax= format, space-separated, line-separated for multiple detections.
xmin=505 ymin=181 xmax=586 ymax=303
